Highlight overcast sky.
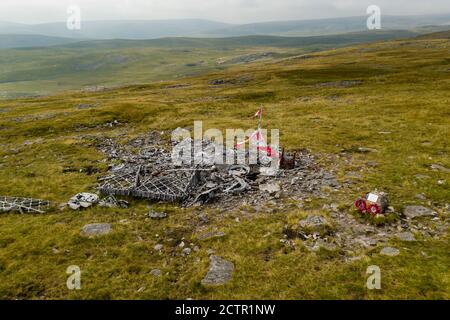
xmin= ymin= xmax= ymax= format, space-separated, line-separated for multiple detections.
xmin=1 ymin=0 xmax=449 ymax=24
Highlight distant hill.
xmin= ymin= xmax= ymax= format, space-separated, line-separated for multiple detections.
xmin=0 ymin=34 xmax=82 ymax=49
xmin=1 ymin=14 xmax=449 ymax=41
xmin=193 ymin=14 xmax=450 ymax=37
xmin=0 ymin=19 xmax=232 ymax=40
xmin=60 ymin=30 xmax=418 ymax=49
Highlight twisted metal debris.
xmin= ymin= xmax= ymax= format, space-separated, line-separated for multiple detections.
xmin=99 ymin=166 xmax=200 ymax=202
xmin=95 ymin=131 xmax=340 ymax=208
xmin=0 ymin=196 xmax=50 ymax=214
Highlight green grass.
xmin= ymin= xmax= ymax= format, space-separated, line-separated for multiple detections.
xmin=0 ymin=36 xmax=449 ymax=299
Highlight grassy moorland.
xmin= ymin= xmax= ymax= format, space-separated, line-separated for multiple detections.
xmin=0 ymin=33 xmax=448 ymax=299
xmin=0 ymin=30 xmax=418 ymax=99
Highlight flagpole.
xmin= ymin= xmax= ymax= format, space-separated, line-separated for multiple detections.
xmin=258 ymin=105 xmax=263 ymax=130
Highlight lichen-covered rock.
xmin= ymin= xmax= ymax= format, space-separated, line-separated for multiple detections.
xmin=397 ymin=232 xmax=416 ymax=242
xmin=81 ymin=223 xmax=111 ymax=237
xmin=148 ymin=210 xmax=168 ymax=219
xmin=404 ymin=206 xmax=436 ymax=219
xmin=150 ymin=269 xmax=162 ymax=277
xmin=304 ymin=239 xmax=338 ymax=252
xmin=201 ymin=256 xmax=234 ymax=286
xmin=380 ymin=247 xmax=400 ymax=257
xmin=298 ymin=215 xmax=333 ymax=237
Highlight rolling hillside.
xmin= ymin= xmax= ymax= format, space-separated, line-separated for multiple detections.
xmin=0 ymin=30 xmax=421 ymax=98
xmin=0 ymin=33 xmax=448 ymax=299
xmin=0 ymin=34 xmax=82 ymax=49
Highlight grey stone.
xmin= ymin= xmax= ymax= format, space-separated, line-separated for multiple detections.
xmin=380 ymin=247 xmax=400 ymax=257
xmin=358 ymin=147 xmax=378 ymax=153
xmin=259 ymin=182 xmax=281 ymax=194
xmin=430 ymin=164 xmax=450 ymax=173
xmin=298 ymin=215 xmax=331 ymax=236
xmin=182 ymin=248 xmax=192 ymax=256
xmin=305 ymin=239 xmax=338 ymax=252
xmin=81 ymin=223 xmax=111 ymax=237
xmin=415 ymin=193 xmax=427 ymax=200
xmin=149 ymin=210 xmax=168 ymax=219
xmin=201 ymin=256 xmax=234 ymax=286
xmin=397 ymin=232 xmax=416 ymax=242
xmin=150 ymin=269 xmax=162 ymax=277
xmin=154 ymin=244 xmax=163 ymax=251
xmin=367 ymin=161 xmax=379 ymax=167
xmin=198 ymin=231 xmax=226 ymax=241
xmin=404 ymin=206 xmax=437 ymax=219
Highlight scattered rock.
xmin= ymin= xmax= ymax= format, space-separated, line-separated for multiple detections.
xmin=259 ymin=182 xmax=281 ymax=194
xmin=305 ymin=239 xmax=338 ymax=252
xmin=201 ymin=256 xmax=234 ymax=286
xmin=81 ymin=223 xmax=112 ymax=237
xmin=397 ymin=232 xmax=416 ymax=242
xmin=150 ymin=269 xmax=162 ymax=277
xmin=217 ymin=52 xmax=275 ymax=65
xmin=404 ymin=206 xmax=437 ymax=219
xmin=430 ymin=164 xmax=450 ymax=173
xmin=154 ymin=244 xmax=163 ymax=251
xmin=182 ymin=248 xmax=192 ymax=256
xmin=415 ymin=193 xmax=427 ymax=200
xmin=367 ymin=161 xmax=378 ymax=167
xmin=75 ymin=103 xmax=96 ymax=110
xmin=316 ymin=80 xmax=363 ymax=88
xmin=148 ymin=210 xmax=168 ymax=219
xmin=380 ymin=247 xmax=400 ymax=257
xmin=358 ymin=147 xmax=378 ymax=153
xmin=298 ymin=215 xmax=332 ymax=237
xmin=198 ymin=231 xmax=226 ymax=241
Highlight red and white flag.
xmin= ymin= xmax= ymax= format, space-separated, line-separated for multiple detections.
xmin=254 ymin=107 xmax=263 ymax=118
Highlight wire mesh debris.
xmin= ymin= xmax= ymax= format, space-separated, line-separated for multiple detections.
xmin=0 ymin=196 xmax=51 ymax=214
xmin=99 ymin=167 xmax=200 ymax=202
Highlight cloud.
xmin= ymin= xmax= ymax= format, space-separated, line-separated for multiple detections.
xmin=0 ymin=0 xmax=449 ymax=24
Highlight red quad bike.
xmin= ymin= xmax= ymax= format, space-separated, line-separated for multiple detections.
xmin=355 ymin=192 xmax=388 ymax=217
